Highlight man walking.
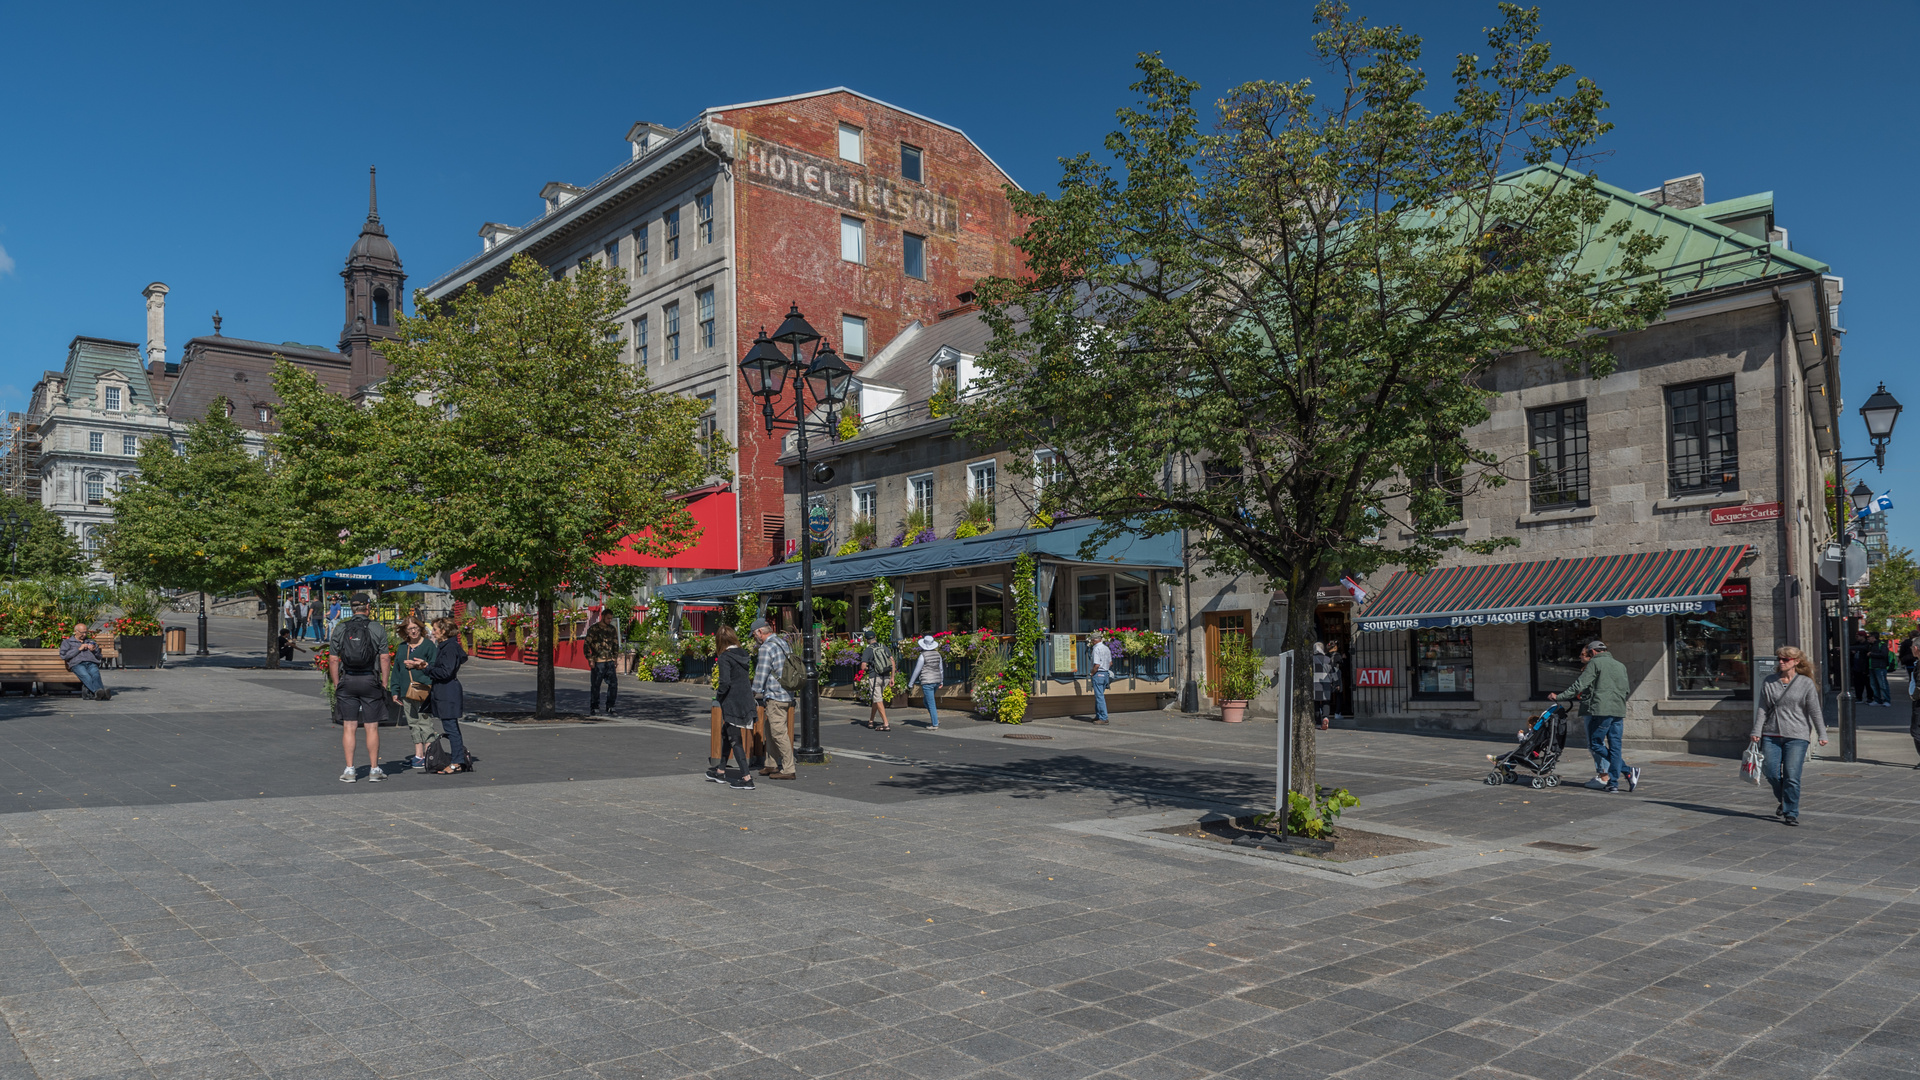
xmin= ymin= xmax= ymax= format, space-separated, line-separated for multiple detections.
xmin=1550 ymin=640 xmax=1639 ymax=793
xmin=859 ymin=630 xmax=895 ymax=731
xmin=583 ymin=608 xmax=621 ymax=715
xmin=330 ymin=594 xmax=392 ymax=783
xmin=1089 ymin=630 xmax=1114 ymax=725
xmin=58 ymin=623 xmax=110 ymax=700
xmin=750 ymin=619 xmax=797 ymax=780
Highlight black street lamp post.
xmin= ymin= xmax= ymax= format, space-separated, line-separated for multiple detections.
xmin=1831 ymin=382 xmax=1903 ymax=763
xmin=740 ymin=304 xmax=855 ymax=765
xmin=1 ymin=512 xmax=22 ymax=578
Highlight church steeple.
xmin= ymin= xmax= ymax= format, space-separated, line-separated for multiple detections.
xmin=340 ymin=166 xmax=405 ymax=393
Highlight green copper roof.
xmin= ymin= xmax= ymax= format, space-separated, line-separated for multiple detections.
xmin=1498 ymin=162 xmax=1825 ymax=297
xmin=1690 ymin=191 xmax=1773 ymax=224
xmin=63 ymin=337 xmax=153 ymax=407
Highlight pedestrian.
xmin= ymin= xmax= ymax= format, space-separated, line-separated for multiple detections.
xmin=1549 ymin=639 xmax=1639 ymax=793
xmin=1327 ymin=641 xmax=1348 ymax=721
xmin=57 ymin=622 xmax=110 ymax=701
xmin=1868 ymin=633 xmax=1894 ymax=707
xmin=1752 ymin=645 xmax=1825 ymax=825
xmin=859 ymin=630 xmax=895 ymax=731
xmin=750 ymin=618 xmax=798 ymax=779
xmin=710 ymin=626 xmax=756 ymax=789
xmin=1851 ymin=631 xmax=1869 ymax=703
xmin=389 ymin=615 xmax=437 ymax=770
xmin=583 ymin=608 xmax=621 ymax=716
xmin=907 ymin=634 xmax=944 ymax=730
xmin=282 ymin=596 xmax=296 ymax=637
xmin=1312 ymin=642 xmax=1333 ymax=730
xmin=425 ymin=617 xmax=472 ymax=773
xmin=277 ymin=627 xmax=297 ymax=664
xmin=1089 ymin=630 xmax=1114 ymax=725
xmin=330 ymin=593 xmax=393 ymax=783
xmin=1905 ymin=632 xmax=1919 ymax=694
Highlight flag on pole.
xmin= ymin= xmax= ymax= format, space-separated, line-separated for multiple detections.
xmin=1342 ymin=575 xmax=1368 ymax=603
xmin=1857 ymin=491 xmax=1895 ymax=519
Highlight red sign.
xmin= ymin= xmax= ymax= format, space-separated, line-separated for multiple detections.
xmin=1710 ymin=502 xmax=1781 ymax=525
xmin=1719 ymin=583 xmax=1748 ymax=597
xmin=1356 ymin=667 xmax=1395 ymax=688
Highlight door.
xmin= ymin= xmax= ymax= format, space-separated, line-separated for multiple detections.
xmin=1203 ymin=610 xmax=1250 ymax=696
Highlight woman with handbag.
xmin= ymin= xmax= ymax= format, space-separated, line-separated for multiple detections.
xmin=1311 ymin=643 xmax=1334 ymax=730
xmin=1751 ymin=645 xmax=1826 ymax=826
xmin=390 ymin=616 xmax=438 ymax=770
xmin=426 ymin=617 xmax=472 ymax=773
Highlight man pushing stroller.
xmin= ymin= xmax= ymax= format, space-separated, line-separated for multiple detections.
xmin=1550 ymin=640 xmax=1641 ymax=793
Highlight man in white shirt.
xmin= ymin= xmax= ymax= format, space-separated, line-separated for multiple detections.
xmin=1090 ymin=631 xmax=1114 ymax=725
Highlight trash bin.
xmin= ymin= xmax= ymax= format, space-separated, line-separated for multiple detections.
xmin=164 ymin=627 xmax=188 ymax=654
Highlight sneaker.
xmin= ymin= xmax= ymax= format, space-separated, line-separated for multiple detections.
xmin=1783 ymin=815 xmax=1800 ymax=827
xmin=409 ymin=756 xmax=427 ymax=771
xmin=729 ymin=777 xmax=756 ymax=791
xmin=339 ymin=768 xmax=357 ymax=783
xmin=704 ymin=768 xmax=727 ymax=784
xmin=368 ymin=767 xmax=386 ymax=782
xmin=1583 ymin=778 xmax=1608 ymax=790
xmin=1603 ymin=785 xmax=1618 ymax=793
xmin=1625 ymin=767 xmax=1640 ymax=793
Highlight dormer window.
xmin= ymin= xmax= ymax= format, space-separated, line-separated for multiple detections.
xmin=257 ymin=405 xmax=273 ymax=425
xmin=931 ymin=344 xmax=975 ymax=395
xmin=104 ymin=386 xmax=122 ymax=411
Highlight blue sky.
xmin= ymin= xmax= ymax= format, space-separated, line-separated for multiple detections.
xmin=3 ymin=0 xmax=1914 ymax=541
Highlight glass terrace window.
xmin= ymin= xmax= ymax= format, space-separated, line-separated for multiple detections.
xmin=969 ymin=460 xmax=996 ymax=505
xmin=1528 ymin=402 xmax=1589 ymax=509
xmin=854 ymin=486 xmax=876 ymax=521
xmin=695 ymin=190 xmax=713 ymax=245
xmin=1667 ymin=377 xmax=1738 ymax=495
xmin=697 ymin=288 xmax=715 ymax=350
xmin=664 ymin=302 xmax=680 ymax=362
xmin=909 ymin=474 xmax=933 ymax=515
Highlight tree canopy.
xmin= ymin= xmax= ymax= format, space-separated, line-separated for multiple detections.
xmin=958 ymin=3 xmax=1669 ymax=791
xmin=1860 ymin=546 xmax=1920 ymax=639
xmin=0 ymin=493 xmax=85 ymax=580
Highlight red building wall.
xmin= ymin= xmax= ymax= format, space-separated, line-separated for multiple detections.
xmin=713 ymin=91 xmax=1024 ymax=566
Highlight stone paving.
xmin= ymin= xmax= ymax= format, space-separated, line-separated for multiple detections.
xmin=0 ymin=628 xmax=1917 ymax=1079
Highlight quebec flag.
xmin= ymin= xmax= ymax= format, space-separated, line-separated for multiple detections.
xmin=1859 ymin=491 xmax=1895 ymax=518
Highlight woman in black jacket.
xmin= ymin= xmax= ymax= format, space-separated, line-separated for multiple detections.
xmin=710 ymin=626 xmax=756 ymax=791
xmin=426 ymin=617 xmax=472 ymax=773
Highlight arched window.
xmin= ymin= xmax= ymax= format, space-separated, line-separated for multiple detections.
xmin=373 ymin=288 xmax=391 ymax=326
xmin=84 ymin=525 xmax=101 ymax=553
xmin=85 ymin=473 xmax=105 ymax=505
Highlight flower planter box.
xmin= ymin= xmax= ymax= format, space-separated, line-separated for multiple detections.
xmin=828 ymin=666 xmax=858 ymax=686
xmin=118 ymin=635 xmax=165 ymax=669
xmin=679 ymin=658 xmax=714 ymax=682
xmin=474 ymin=641 xmax=508 ymax=661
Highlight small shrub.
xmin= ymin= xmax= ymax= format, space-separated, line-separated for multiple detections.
xmin=997 ymin=688 xmax=1028 ymax=724
xmin=1254 ymin=787 xmax=1360 ymax=839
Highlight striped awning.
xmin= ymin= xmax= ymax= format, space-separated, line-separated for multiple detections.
xmin=1354 ymin=545 xmax=1750 ymax=633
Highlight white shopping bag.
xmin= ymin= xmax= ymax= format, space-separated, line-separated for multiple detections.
xmin=1740 ymin=742 xmax=1765 ymax=786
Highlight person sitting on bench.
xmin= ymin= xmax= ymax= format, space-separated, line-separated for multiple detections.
xmin=58 ymin=624 xmax=110 ymax=700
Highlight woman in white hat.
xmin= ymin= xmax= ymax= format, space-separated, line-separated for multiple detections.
xmin=907 ymin=635 xmax=944 ymax=729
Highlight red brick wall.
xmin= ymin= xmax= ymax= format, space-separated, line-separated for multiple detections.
xmin=715 ymin=91 xmax=1024 ymax=566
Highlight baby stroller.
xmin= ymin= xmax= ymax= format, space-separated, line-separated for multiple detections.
xmin=1485 ymin=702 xmax=1569 ymax=789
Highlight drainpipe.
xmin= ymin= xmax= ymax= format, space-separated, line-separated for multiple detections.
xmin=1771 ymin=287 xmax=1799 ymax=648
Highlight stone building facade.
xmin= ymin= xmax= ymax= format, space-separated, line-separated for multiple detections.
xmin=1342 ymin=171 xmax=1845 ymax=753
xmin=421 ymin=89 xmax=1024 ymax=576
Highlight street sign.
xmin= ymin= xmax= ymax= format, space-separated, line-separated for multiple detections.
xmin=1710 ymin=502 xmax=1781 ymax=525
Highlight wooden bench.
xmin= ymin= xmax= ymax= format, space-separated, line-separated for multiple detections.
xmin=92 ymin=630 xmax=119 ymax=668
xmin=0 ymin=649 xmax=85 ymax=694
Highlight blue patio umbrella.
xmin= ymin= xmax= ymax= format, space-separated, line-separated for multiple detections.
xmin=386 ymin=582 xmax=449 ymax=594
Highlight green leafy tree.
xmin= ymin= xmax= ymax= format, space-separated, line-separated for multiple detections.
xmin=958 ymin=4 xmax=1669 ymax=792
xmin=1861 ymin=546 xmax=1920 ymax=637
xmin=99 ymin=398 xmax=351 ymax=667
xmin=0 ymin=494 xmax=85 ymax=579
xmin=313 ymin=255 xmax=720 ymax=718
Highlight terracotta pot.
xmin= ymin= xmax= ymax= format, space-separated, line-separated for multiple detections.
xmin=1220 ymin=700 xmax=1248 ymax=723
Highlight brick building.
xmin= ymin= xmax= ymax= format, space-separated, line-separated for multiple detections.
xmin=420 ymin=89 xmax=1023 ymax=578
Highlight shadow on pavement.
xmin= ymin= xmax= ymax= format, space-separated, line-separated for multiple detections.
xmin=873 ymin=752 xmax=1269 ymax=810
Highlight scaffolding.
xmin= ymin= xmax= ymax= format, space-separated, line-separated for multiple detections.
xmin=1 ymin=411 xmax=42 ymax=504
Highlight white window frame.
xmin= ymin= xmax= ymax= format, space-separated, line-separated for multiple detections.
xmin=909 ymin=473 xmax=934 ymax=515
xmin=969 ymin=460 xmax=997 ymax=504
xmin=104 ymin=386 xmax=122 ymax=411
xmin=854 ymin=485 xmax=877 ymax=522
xmin=85 ymin=473 xmax=105 ymax=504
xmin=1034 ymin=449 xmax=1059 ymax=499
xmin=88 ymin=431 xmax=103 ymax=453
xmin=604 ymin=239 xmax=620 ymax=268
xmin=663 ymin=207 xmax=680 ymax=260
xmin=696 ymin=190 xmax=714 ymax=245
xmin=838 ymin=122 xmax=863 ymax=163
xmin=840 ymin=216 xmax=865 ymax=264
xmin=697 ymin=288 xmax=716 ymax=350
xmin=634 ymin=225 xmax=649 ymax=276
xmin=633 ymin=314 xmax=649 ymax=368
xmin=664 ymin=301 xmax=681 ymax=361
xmin=841 ymin=315 xmax=868 ymax=361
xmin=122 ymin=434 xmax=138 ymax=456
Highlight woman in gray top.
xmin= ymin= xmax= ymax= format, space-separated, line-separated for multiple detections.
xmin=1751 ymin=645 xmax=1827 ymax=826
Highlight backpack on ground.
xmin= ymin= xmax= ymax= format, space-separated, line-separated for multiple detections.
xmin=778 ymin=643 xmax=805 ymax=693
xmin=422 ymin=734 xmax=475 ymax=773
xmin=339 ymin=616 xmax=378 ymax=673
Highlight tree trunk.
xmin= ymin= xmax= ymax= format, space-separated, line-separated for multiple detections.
xmin=1283 ymin=587 xmax=1318 ymax=796
xmin=535 ymin=589 xmax=555 ymax=718
xmin=262 ymin=582 xmax=281 ymax=670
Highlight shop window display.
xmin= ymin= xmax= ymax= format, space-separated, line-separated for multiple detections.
xmin=1670 ymin=581 xmax=1752 ymax=695
xmin=1412 ymin=627 xmax=1474 ymax=699
xmin=1530 ymin=619 xmax=1603 ymax=698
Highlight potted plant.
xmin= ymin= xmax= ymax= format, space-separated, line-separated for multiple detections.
xmin=110 ymin=585 xmax=168 ymax=668
xmin=1207 ymin=633 xmax=1267 ymax=723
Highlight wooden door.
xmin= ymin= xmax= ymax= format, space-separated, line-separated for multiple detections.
xmin=1204 ymin=610 xmax=1250 ymax=694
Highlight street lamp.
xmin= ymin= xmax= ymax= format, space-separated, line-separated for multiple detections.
xmin=1849 ymin=481 xmax=1875 ymax=516
xmin=1860 ymin=383 xmax=1903 ymax=468
xmin=1 ymin=512 xmax=21 ymax=578
xmin=740 ymin=303 xmax=854 ymax=765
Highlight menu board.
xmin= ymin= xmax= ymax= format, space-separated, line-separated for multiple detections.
xmin=1051 ymin=634 xmax=1076 ymax=671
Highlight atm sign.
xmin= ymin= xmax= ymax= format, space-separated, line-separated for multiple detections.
xmin=1356 ymin=667 xmax=1395 ymax=688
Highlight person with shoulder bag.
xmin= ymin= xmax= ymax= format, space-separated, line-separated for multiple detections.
xmin=750 ymin=619 xmax=798 ymax=780
xmin=1311 ymin=643 xmax=1334 ymax=731
xmin=425 ymin=618 xmax=473 ymax=773
xmin=330 ymin=594 xmax=393 ymax=783
xmin=1752 ymin=645 xmax=1826 ymax=826
xmin=710 ymin=626 xmax=757 ymax=790
xmin=389 ymin=616 xmax=438 ymax=771
xmin=859 ymin=631 xmax=896 ymax=732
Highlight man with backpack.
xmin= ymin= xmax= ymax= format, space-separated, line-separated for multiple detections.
xmin=750 ymin=617 xmax=799 ymax=780
xmin=329 ymin=593 xmax=393 ymax=783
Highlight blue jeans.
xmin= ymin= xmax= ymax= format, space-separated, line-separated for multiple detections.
xmin=1762 ymin=736 xmax=1809 ymax=818
xmin=1092 ymin=671 xmax=1112 ymax=722
xmin=71 ymin=662 xmax=104 ymax=694
xmin=441 ymin=716 xmax=468 ymax=766
xmin=1869 ymin=668 xmax=1891 ymax=705
xmin=589 ymin=661 xmax=618 ymax=711
xmin=921 ymin=683 xmax=939 ymax=726
xmin=1585 ymin=714 xmax=1624 ymax=782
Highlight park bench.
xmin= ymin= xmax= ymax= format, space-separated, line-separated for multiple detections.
xmin=0 ymin=649 xmax=84 ymax=694
xmin=92 ymin=630 xmax=119 ymax=668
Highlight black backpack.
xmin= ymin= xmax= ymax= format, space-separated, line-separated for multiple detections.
xmin=423 ymin=735 xmax=474 ymax=773
xmin=339 ymin=617 xmax=378 ymax=673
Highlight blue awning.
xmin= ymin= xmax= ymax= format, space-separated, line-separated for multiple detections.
xmin=278 ymin=561 xmax=422 ymax=590
xmin=655 ymin=520 xmax=1181 ymax=602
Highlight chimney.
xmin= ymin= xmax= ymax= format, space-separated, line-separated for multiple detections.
xmin=142 ymin=282 xmax=169 ymax=366
xmin=1637 ymin=173 xmax=1705 ymax=211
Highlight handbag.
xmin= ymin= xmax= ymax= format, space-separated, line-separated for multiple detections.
xmin=1740 ymin=741 xmax=1765 ymax=786
xmin=402 ymin=643 xmax=432 ymax=703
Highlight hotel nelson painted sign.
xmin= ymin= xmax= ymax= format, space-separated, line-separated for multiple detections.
xmin=740 ymin=135 xmax=960 ymax=238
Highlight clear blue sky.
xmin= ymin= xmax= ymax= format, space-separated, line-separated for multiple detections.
xmin=3 ymin=0 xmax=1914 ymax=540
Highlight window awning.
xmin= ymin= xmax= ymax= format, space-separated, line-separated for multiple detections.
xmin=1354 ymin=545 xmax=1750 ymax=633
xmin=653 ymin=519 xmax=1181 ymax=603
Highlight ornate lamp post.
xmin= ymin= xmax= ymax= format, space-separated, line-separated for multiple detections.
xmin=740 ymin=304 xmax=855 ymax=764
xmin=1830 ymin=383 xmax=1903 ymax=762
xmin=1 ymin=512 xmax=22 ymax=578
